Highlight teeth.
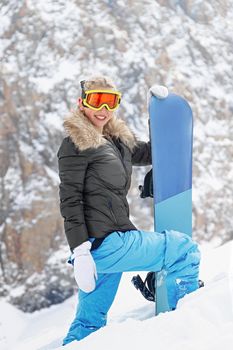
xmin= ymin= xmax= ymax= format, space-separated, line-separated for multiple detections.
xmin=95 ymin=115 xmax=106 ymax=120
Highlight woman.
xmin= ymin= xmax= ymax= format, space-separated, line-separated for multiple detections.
xmin=57 ymin=76 xmax=200 ymax=345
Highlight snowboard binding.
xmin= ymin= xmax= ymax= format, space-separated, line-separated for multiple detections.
xmin=132 ymin=272 xmax=204 ymax=303
xmin=131 ymin=273 xmax=155 ymax=302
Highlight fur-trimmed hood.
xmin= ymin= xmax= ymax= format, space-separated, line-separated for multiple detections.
xmin=63 ymin=108 xmax=137 ymax=152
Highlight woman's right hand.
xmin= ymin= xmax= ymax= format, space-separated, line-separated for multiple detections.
xmin=149 ymin=84 xmax=169 ymax=99
xmin=73 ymin=241 xmax=98 ymax=293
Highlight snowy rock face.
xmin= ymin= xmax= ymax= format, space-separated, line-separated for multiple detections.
xmin=0 ymin=0 xmax=232 ymax=311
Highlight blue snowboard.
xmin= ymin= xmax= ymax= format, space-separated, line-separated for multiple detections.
xmin=148 ymin=93 xmax=193 ymax=315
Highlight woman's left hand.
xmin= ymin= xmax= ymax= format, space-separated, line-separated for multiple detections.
xmin=149 ymin=84 xmax=169 ymax=99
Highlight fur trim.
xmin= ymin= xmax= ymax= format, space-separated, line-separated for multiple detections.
xmin=63 ymin=108 xmax=137 ymax=152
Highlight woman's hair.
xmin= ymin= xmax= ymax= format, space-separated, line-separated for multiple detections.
xmin=81 ymin=75 xmax=117 ymax=91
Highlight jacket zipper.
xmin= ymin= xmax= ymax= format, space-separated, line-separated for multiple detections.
xmin=107 ymin=139 xmax=128 ymax=182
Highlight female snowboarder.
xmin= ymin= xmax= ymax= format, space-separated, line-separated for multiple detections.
xmin=57 ymin=75 xmax=200 ymax=345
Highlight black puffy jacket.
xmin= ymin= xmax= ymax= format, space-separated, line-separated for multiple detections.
xmin=57 ymin=110 xmax=151 ymax=250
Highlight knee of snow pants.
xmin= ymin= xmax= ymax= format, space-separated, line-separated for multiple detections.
xmin=162 ymin=230 xmax=200 ymax=309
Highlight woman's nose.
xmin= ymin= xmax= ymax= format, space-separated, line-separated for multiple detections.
xmin=100 ymin=106 xmax=108 ymax=113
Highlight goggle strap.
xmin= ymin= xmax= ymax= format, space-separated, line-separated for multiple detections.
xmin=80 ymin=80 xmax=86 ymax=99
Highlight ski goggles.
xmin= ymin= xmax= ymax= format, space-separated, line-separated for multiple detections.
xmin=82 ymin=89 xmax=122 ymax=111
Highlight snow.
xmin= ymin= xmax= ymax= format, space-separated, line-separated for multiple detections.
xmin=43 ymin=113 xmax=64 ymax=132
xmin=30 ymin=61 xmax=81 ymax=94
xmin=10 ymin=286 xmax=26 ymax=298
xmin=44 ymin=166 xmax=60 ymax=186
xmin=0 ymin=241 xmax=232 ymax=350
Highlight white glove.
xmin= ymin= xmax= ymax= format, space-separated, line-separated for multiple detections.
xmin=147 ymin=84 xmax=169 ymax=107
xmin=149 ymin=84 xmax=169 ymax=99
xmin=73 ymin=241 xmax=97 ymax=293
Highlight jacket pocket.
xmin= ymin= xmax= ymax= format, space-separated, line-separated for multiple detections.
xmin=107 ymin=199 xmax=118 ymax=224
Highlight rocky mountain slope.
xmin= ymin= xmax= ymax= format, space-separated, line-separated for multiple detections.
xmin=0 ymin=0 xmax=232 ymax=311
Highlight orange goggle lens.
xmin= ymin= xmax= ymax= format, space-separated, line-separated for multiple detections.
xmin=83 ymin=90 xmax=121 ymax=111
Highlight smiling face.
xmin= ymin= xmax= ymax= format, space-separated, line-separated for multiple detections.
xmin=78 ymin=97 xmax=114 ymax=133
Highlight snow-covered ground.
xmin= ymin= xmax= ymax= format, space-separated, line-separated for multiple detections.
xmin=1 ymin=241 xmax=232 ymax=350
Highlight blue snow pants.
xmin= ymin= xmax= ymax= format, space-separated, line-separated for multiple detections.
xmin=63 ymin=229 xmax=200 ymax=345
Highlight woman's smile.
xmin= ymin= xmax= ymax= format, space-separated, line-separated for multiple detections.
xmin=94 ymin=114 xmax=107 ymax=120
